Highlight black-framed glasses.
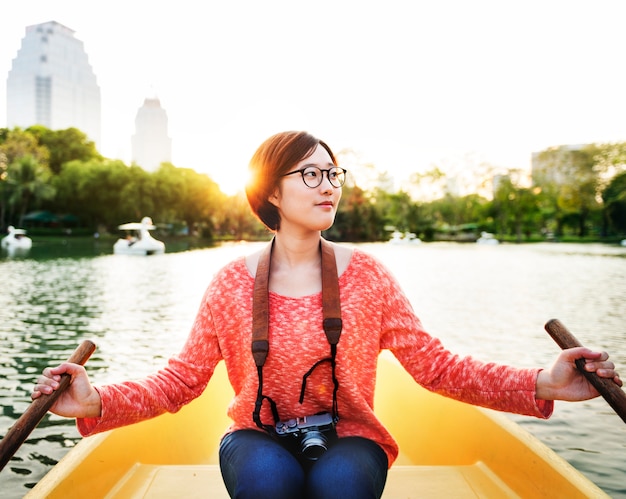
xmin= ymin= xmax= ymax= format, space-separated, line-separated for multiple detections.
xmin=282 ymin=166 xmax=347 ymax=188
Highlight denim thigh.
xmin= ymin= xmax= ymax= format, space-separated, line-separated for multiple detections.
xmin=219 ymin=430 xmax=305 ymax=499
xmin=306 ymin=436 xmax=388 ymax=499
xmin=219 ymin=431 xmax=387 ymax=499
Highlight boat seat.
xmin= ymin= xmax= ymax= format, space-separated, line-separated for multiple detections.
xmin=107 ymin=462 xmax=520 ymax=498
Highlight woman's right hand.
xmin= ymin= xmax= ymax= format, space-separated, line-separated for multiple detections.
xmin=32 ymin=362 xmax=102 ymax=418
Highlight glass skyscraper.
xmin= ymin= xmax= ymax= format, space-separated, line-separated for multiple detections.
xmin=6 ymin=21 xmax=101 ymax=147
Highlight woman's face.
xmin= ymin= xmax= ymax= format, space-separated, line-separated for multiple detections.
xmin=270 ymin=144 xmax=343 ymax=233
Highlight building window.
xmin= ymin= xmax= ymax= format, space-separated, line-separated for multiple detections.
xmin=35 ymin=76 xmax=52 ymax=127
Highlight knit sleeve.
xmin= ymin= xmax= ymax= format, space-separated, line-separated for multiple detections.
xmin=76 ymin=265 xmax=228 ymax=436
xmin=374 ymin=256 xmax=553 ymax=419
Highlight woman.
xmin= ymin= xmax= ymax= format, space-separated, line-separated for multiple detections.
xmin=33 ymin=131 xmax=622 ymax=499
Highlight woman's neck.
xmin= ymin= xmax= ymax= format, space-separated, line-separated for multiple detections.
xmin=271 ymin=232 xmax=321 ymax=269
xmin=268 ymin=232 xmax=323 ymax=296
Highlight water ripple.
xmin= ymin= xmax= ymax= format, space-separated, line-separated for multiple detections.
xmin=1 ymin=241 xmax=625 ymax=498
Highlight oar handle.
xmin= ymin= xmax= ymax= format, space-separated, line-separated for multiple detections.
xmin=0 ymin=340 xmax=96 ymax=472
xmin=545 ymin=319 xmax=626 ymax=424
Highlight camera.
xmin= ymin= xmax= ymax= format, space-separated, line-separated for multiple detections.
xmin=275 ymin=412 xmax=337 ymax=461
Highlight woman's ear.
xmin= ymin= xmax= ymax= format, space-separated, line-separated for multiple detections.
xmin=268 ymin=187 xmax=280 ymax=208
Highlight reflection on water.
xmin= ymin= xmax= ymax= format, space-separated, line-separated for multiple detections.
xmin=1 ymin=241 xmax=625 ymax=498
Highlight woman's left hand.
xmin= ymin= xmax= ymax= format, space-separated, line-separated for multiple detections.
xmin=536 ymin=347 xmax=622 ymax=401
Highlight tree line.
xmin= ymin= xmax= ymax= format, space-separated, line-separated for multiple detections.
xmin=1 ymin=126 xmax=625 ymax=243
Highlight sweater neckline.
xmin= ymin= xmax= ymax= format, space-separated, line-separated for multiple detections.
xmin=239 ymin=248 xmax=359 ymax=300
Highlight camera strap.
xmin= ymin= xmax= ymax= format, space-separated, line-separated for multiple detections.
xmin=251 ymin=237 xmax=342 ymax=432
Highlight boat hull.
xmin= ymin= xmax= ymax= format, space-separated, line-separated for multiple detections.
xmin=1 ymin=227 xmax=32 ymax=251
xmin=25 ymin=355 xmax=608 ymax=498
xmin=1 ymin=238 xmax=32 ymax=250
xmin=113 ymin=217 xmax=165 ymax=255
xmin=113 ymin=238 xmax=165 ymax=256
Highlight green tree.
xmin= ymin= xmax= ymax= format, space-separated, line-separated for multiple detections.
xmin=152 ymin=163 xmax=225 ymax=237
xmin=384 ymin=191 xmax=422 ymax=235
xmin=117 ymin=165 xmax=156 ymax=221
xmin=491 ymin=177 xmax=541 ymax=241
xmin=27 ymin=126 xmax=101 ymax=174
xmin=602 ymin=171 xmax=626 ymax=235
xmin=593 ymin=141 xmax=626 ymax=181
xmin=178 ymin=167 xmax=224 ymax=237
xmin=562 ymin=147 xmax=600 ymax=236
xmin=6 ymin=155 xmax=56 ymax=225
xmin=536 ymin=145 xmax=602 ymax=236
xmin=333 ymin=184 xmax=383 ymax=241
xmin=53 ymin=159 xmax=133 ymax=229
xmin=426 ymin=193 xmax=488 ymax=229
xmin=152 ymin=163 xmax=186 ymax=224
xmin=0 ymin=128 xmax=51 ymax=228
xmin=0 ymin=128 xmax=50 ymax=166
xmin=407 ymin=167 xmax=447 ymax=202
xmin=218 ymin=192 xmax=266 ymax=240
xmin=0 ymin=149 xmax=7 ymax=229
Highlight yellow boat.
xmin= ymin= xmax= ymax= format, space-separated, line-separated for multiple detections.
xmin=26 ymin=356 xmax=608 ymax=498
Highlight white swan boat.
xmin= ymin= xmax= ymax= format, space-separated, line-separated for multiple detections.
xmin=389 ymin=231 xmax=421 ymax=245
xmin=1 ymin=226 xmax=33 ymax=253
xmin=113 ymin=217 xmax=165 ymax=256
xmin=476 ymin=231 xmax=499 ymax=245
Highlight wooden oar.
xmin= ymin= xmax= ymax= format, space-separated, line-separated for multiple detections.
xmin=0 ymin=340 xmax=96 ymax=472
xmin=545 ymin=319 xmax=626 ymax=424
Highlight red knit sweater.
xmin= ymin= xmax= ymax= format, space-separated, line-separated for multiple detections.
xmin=77 ymin=248 xmax=552 ymax=466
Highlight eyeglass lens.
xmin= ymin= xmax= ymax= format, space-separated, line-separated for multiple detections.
xmin=302 ymin=167 xmax=346 ymax=188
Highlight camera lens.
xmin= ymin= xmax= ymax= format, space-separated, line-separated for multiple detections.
xmin=300 ymin=431 xmax=328 ymax=461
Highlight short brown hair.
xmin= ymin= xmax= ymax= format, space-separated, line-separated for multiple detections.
xmin=245 ymin=131 xmax=337 ymax=231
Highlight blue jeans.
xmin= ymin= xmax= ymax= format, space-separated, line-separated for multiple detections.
xmin=219 ymin=430 xmax=388 ymax=499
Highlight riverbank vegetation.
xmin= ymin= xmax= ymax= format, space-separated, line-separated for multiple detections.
xmin=1 ymin=126 xmax=625 ymax=243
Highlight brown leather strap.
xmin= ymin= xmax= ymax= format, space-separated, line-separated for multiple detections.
xmin=251 ymin=240 xmax=273 ymax=367
xmin=321 ymin=238 xmax=342 ymax=344
xmin=251 ymin=238 xmax=342 ymax=367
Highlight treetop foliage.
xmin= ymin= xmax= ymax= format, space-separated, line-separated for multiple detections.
xmin=1 ymin=126 xmax=625 ymax=242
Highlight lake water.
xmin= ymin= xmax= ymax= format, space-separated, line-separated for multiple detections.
xmin=1 ymin=240 xmax=625 ymax=498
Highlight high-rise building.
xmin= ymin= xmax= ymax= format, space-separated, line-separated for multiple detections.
xmin=6 ymin=21 xmax=101 ymax=147
xmin=131 ymin=96 xmax=172 ymax=171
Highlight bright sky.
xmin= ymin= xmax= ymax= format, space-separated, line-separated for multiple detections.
xmin=2 ymin=0 xmax=626 ymax=194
